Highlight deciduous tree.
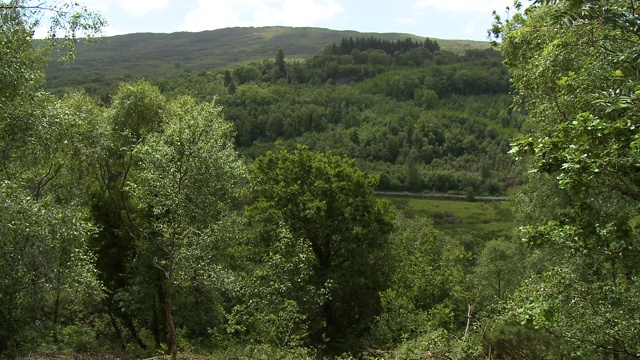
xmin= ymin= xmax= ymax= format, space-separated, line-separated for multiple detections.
xmin=249 ymin=145 xmax=394 ymax=347
xmin=129 ymin=95 xmax=246 ymax=359
xmin=491 ymin=0 xmax=640 ymax=356
xmin=0 ymin=1 xmax=105 ymax=355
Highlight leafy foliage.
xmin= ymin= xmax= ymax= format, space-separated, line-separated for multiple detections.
xmin=0 ymin=1 xmax=532 ymax=358
xmin=206 ymin=46 xmax=517 ymax=195
xmin=248 ymin=146 xmax=395 ymax=349
xmin=487 ymin=0 xmax=640 ymax=357
xmin=368 ymin=216 xmax=469 ymax=348
xmin=0 ymin=1 xmax=106 ymax=355
xmin=128 ymin=94 xmax=246 ymax=359
xmin=44 ymin=28 xmax=519 ymax=195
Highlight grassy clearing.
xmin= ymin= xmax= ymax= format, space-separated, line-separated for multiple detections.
xmin=381 ymin=195 xmax=515 ymax=241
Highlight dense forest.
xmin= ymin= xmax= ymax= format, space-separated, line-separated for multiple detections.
xmin=2 ymin=0 xmax=640 ymax=359
xmin=220 ymin=41 xmax=516 ymax=197
xmin=52 ymin=31 xmax=520 ymax=196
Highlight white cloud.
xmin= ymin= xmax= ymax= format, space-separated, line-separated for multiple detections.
xmin=461 ymin=22 xmax=478 ymax=35
xmin=31 ymin=23 xmax=125 ymax=39
xmin=413 ymin=0 xmax=512 ymax=13
xmin=118 ymin=0 xmax=170 ymax=17
xmin=32 ymin=26 xmax=49 ymax=40
xmin=180 ymin=0 xmax=343 ymax=32
xmin=181 ymin=0 xmax=257 ymax=31
xmin=395 ymin=16 xmax=418 ymax=26
xmin=80 ymin=0 xmax=112 ymax=14
xmin=99 ymin=24 xmax=127 ymax=37
xmin=258 ymin=0 xmax=343 ymax=26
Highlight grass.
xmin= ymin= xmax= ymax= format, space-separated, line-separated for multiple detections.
xmin=381 ymin=195 xmax=515 ymax=241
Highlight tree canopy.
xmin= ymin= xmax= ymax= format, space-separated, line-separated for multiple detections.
xmin=488 ymin=0 xmax=640 ymax=357
xmin=249 ymin=146 xmax=395 ymax=346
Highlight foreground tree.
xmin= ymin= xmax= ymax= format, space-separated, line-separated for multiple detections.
xmin=0 ymin=1 xmax=105 ymax=355
xmin=249 ymin=145 xmax=394 ymax=349
xmin=129 ymin=95 xmax=247 ymax=359
xmin=91 ymin=80 xmax=167 ymax=350
xmin=1 ymin=0 xmax=104 ymax=181
xmin=490 ymin=0 xmax=640 ymax=357
xmin=368 ymin=216 xmax=470 ymax=349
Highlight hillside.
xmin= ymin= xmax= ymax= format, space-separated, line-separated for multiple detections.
xmin=44 ymin=26 xmax=492 ymax=92
xmin=145 ymin=37 xmax=518 ymax=196
xmin=42 ymin=26 xmax=517 ymax=196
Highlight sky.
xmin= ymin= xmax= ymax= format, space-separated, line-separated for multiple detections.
xmin=54 ymin=0 xmax=519 ymax=41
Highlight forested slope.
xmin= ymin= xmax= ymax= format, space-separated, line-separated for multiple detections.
xmin=165 ymin=43 xmax=520 ymax=195
xmin=3 ymin=7 xmax=524 ymax=355
xmin=59 ymin=36 xmax=520 ymax=195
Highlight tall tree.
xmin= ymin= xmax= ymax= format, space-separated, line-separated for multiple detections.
xmin=0 ymin=1 xmax=104 ymax=355
xmin=92 ymin=80 xmax=167 ymax=350
xmin=223 ymin=69 xmax=233 ymax=87
xmin=490 ymin=0 xmax=640 ymax=357
xmin=274 ymin=49 xmax=287 ymax=80
xmin=249 ymin=145 xmax=394 ymax=347
xmin=129 ymin=95 xmax=247 ymax=360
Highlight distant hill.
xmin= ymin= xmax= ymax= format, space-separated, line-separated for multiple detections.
xmin=44 ymin=26 xmax=492 ymax=91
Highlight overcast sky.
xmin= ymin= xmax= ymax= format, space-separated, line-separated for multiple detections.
xmin=63 ymin=0 xmax=520 ymax=41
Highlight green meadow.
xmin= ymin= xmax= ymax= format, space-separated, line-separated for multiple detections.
xmin=382 ymin=195 xmax=515 ymax=241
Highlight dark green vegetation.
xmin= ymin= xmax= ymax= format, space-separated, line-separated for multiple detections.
xmin=44 ymin=26 xmax=491 ymax=97
xmin=214 ymin=46 xmax=517 ymax=195
xmin=3 ymin=0 xmax=640 ymax=359
xmin=71 ymin=32 xmax=516 ymax=196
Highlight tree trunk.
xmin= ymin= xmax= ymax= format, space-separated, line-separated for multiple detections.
xmin=122 ymin=309 xmax=148 ymax=350
xmin=166 ymin=246 xmax=178 ymax=360
xmin=107 ymin=307 xmax=126 ymax=350
xmin=52 ymin=284 xmax=61 ymax=347
xmin=152 ymin=281 xmax=164 ymax=348
xmin=463 ymin=305 xmax=473 ymax=343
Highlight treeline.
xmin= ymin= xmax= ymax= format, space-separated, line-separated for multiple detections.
xmin=153 ymin=42 xmax=518 ymax=196
xmin=324 ymin=36 xmax=440 ymax=56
